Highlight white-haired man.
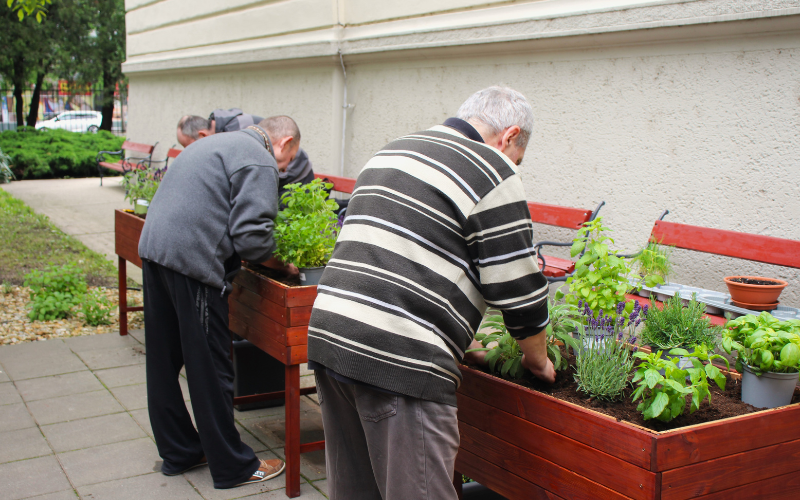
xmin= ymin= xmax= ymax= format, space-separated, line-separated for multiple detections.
xmin=306 ymin=86 xmax=554 ymax=499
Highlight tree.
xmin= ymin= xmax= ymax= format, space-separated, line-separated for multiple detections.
xmin=90 ymin=0 xmax=125 ymax=131
xmin=7 ymin=0 xmax=52 ymax=22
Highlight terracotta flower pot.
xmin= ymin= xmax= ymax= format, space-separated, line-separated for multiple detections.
xmin=724 ymin=276 xmax=788 ymax=305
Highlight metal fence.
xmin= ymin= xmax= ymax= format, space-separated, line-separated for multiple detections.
xmin=0 ymin=86 xmax=127 ymax=135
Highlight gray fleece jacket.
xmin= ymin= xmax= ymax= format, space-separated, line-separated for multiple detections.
xmin=138 ymin=127 xmax=279 ymax=291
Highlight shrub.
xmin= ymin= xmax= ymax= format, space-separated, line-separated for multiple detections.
xmin=23 ymin=263 xmax=88 ymax=321
xmin=0 ymin=128 xmax=124 ymax=179
xmin=640 ymin=294 xmax=721 ymax=350
xmin=80 ymin=289 xmax=114 ymax=326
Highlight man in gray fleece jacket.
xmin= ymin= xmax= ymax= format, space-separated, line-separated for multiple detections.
xmin=138 ymin=116 xmax=300 ymax=489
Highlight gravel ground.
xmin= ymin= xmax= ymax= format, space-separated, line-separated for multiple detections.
xmin=0 ymin=286 xmax=144 ymax=345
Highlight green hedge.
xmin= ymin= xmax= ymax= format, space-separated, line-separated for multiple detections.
xmin=0 ymin=128 xmax=125 ymax=180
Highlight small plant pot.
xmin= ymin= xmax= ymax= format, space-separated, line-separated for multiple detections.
xmin=741 ymin=364 xmax=799 ymax=409
xmin=134 ymin=199 xmax=149 ymax=215
xmin=724 ymin=276 xmax=788 ymax=306
xmin=299 ymin=266 xmax=325 ymax=286
xmin=637 ymin=289 xmax=651 ymax=298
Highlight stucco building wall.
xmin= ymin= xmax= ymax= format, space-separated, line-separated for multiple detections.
xmin=124 ymin=0 xmax=800 ymax=306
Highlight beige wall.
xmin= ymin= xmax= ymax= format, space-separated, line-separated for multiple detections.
xmin=124 ymin=0 xmax=800 ymax=307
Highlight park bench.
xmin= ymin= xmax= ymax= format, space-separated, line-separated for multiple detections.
xmin=648 ymin=216 xmax=800 ymax=269
xmin=96 ymin=140 xmax=158 ymax=186
xmin=530 ymin=200 xmax=606 ymax=282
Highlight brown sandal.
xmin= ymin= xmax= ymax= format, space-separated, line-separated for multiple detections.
xmin=234 ymin=459 xmax=286 ymax=487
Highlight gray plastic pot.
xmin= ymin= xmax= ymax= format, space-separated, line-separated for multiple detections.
xmin=299 ymin=266 xmax=325 ymax=286
xmin=741 ymin=365 xmax=799 ymax=409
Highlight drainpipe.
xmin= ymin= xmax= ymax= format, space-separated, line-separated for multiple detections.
xmin=338 ymin=49 xmax=354 ymax=178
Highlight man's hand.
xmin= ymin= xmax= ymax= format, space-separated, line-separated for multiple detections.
xmin=261 ymin=257 xmax=299 ymax=277
xmin=521 ymin=354 xmax=556 ymax=383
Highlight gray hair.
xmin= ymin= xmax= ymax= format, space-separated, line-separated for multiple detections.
xmin=456 ymin=86 xmax=534 ymax=149
xmin=177 ymin=115 xmax=212 ymax=140
xmin=259 ymin=115 xmax=301 ymax=144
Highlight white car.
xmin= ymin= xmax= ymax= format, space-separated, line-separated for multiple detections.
xmin=35 ymin=111 xmax=103 ymax=133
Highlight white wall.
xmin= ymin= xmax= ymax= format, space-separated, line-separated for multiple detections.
xmin=124 ymin=0 xmax=800 ymax=306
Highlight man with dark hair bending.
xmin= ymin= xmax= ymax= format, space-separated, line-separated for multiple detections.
xmin=139 ymin=116 xmax=301 ymax=489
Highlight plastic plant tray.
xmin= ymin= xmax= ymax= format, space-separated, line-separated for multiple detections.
xmin=634 ymin=282 xmax=800 ymax=320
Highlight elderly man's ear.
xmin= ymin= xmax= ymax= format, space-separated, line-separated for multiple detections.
xmin=197 ymin=129 xmax=213 ymax=139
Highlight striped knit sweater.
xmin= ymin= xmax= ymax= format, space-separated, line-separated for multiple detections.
xmin=307 ymin=122 xmax=550 ymax=406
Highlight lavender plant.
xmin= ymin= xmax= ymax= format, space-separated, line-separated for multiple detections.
xmin=572 ymin=300 xmax=644 ymax=401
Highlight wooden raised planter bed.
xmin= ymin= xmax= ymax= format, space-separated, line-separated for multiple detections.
xmin=455 ymin=365 xmax=800 ymax=499
xmin=228 ymin=266 xmax=324 ymax=498
xmin=115 ymin=209 xmax=145 ymax=335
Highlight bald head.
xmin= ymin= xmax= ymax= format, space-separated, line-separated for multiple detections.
xmin=258 ymin=116 xmax=301 ymax=172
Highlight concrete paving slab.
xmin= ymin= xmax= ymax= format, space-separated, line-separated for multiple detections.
xmin=0 ymin=402 xmax=37 ymax=432
xmin=182 ymin=450 xmax=291 ymax=500
xmin=240 ymin=483 xmax=327 ymax=500
xmin=15 ymin=371 xmax=104 ymax=402
xmin=63 ymin=332 xmax=139 ymax=353
xmin=236 ymin=418 xmax=284 ymax=451
xmin=272 ymin=448 xmax=326 ymax=482
xmin=75 ymin=345 xmax=146 ymax=371
xmin=0 ymin=381 xmax=23 ymax=405
xmin=0 ymin=454 xmax=72 ymax=500
xmin=109 ymin=383 xmax=148 ymax=411
xmin=76 ymin=471 xmax=203 ymax=500
xmin=20 ymin=490 xmax=78 ymax=500
xmin=57 ymin=437 xmax=159 ymax=487
xmin=128 ymin=329 xmax=145 ymax=345
xmin=41 ymin=412 xmax=147 ymax=453
xmin=233 ymin=403 xmax=286 ymax=422
xmin=236 ymin=423 xmax=269 ymax=454
xmin=0 ymin=343 xmax=88 ymax=381
xmin=0 ymin=367 xmax=10 ymax=383
xmin=129 ymin=408 xmax=153 ymax=437
xmin=27 ymin=389 xmax=124 ymax=425
xmin=94 ymin=364 xmax=146 ymax=388
xmin=310 ymin=479 xmax=328 ymax=497
xmin=0 ymin=427 xmax=52 ymax=464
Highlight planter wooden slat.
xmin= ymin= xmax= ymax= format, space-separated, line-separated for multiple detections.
xmin=456 ymin=365 xmax=800 ymax=499
xmin=655 ymin=403 xmax=800 ymax=470
xmin=693 ymin=469 xmax=800 ymax=499
xmin=228 ymin=296 xmax=308 ymax=348
xmin=661 ymin=437 xmax=800 ymax=500
xmin=233 ymin=267 xmax=316 ymax=308
xmin=229 ymin=283 xmax=312 ymax=329
xmin=457 ymin=393 xmax=657 ymax=500
xmin=459 ymin=367 xmax=652 ymax=469
xmin=115 ymin=210 xmax=144 ymax=267
xmin=455 ymin=448 xmax=565 ymax=500
xmin=459 ymin=422 xmax=629 ymax=500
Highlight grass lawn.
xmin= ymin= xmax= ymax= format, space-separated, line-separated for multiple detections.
xmin=0 ymin=188 xmax=118 ymax=287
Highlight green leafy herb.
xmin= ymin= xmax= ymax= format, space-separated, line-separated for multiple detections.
xmin=632 ymin=345 xmax=729 ymax=422
xmin=632 ymin=242 xmax=672 ymax=287
xmin=722 ymin=312 xmax=800 ymax=375
xmin=273 ymin=179 xmax=340 ymax=268
xmin=80 ymin=289 xmax=113 ymax=326
xmin=122 ymin=165 xmax=162 ymax=207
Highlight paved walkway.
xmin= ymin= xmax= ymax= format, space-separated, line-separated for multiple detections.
xmin=1 ymin=177 xmax=142 ymax=284
xmin=0 ymin=330 xmax=327 ymax=500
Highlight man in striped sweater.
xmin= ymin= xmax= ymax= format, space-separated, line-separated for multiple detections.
xmin=307 ymin=86 xmax=554 ymax=499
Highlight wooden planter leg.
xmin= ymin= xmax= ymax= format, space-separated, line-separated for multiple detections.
xmin=453 ymin=471 xmax=463 ymax=500
xmin=118 ymin=256 xmax=128 ymax=336
xmin=285 ymin=364 xmax=301 ymax=498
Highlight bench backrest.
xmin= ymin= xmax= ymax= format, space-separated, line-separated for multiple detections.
xmin=166 ymin=148 xmax=182 ymax=159
xmin=121 ymin=141 xmax=155 ymax=155
xmin=314 ymin=173 xmax=356 ymax=194
xmin=650 ymin=220 xmax=800 ymax=269
xmin=526 ymin=201 xmax=593 ymax=229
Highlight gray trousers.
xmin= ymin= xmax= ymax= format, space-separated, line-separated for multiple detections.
xmin=315 ymin=370 xmax=460 ymax=500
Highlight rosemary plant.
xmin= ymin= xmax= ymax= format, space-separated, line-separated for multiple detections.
xmin=640 ymin=294 xmax=721 ymax=351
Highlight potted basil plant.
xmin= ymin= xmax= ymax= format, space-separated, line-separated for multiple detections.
xmin=274 ymin=179 xmax=339 ymax=286
xmin=722 ymin=312 xmax=800 ymax=408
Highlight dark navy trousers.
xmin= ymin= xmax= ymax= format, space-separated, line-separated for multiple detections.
xmin=142 ymin=260 xmax=259 ymax=489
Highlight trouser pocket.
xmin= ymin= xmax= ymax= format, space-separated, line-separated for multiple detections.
xmin=355 ymin=387 xmax=397 ymax=422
